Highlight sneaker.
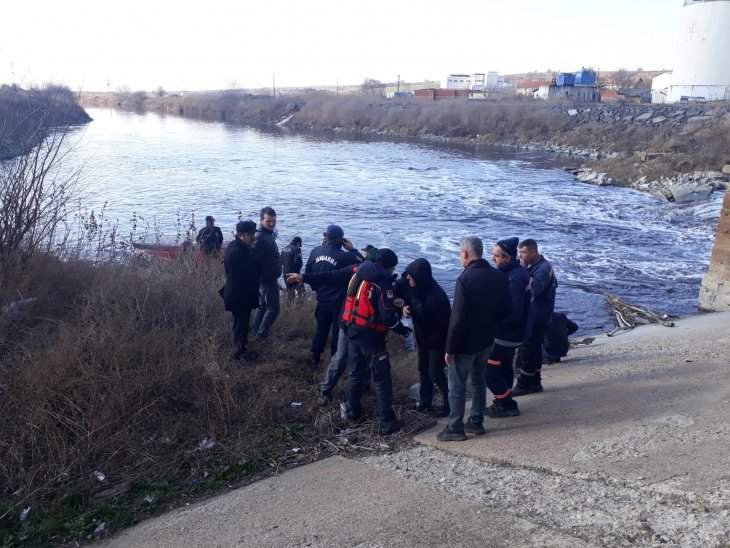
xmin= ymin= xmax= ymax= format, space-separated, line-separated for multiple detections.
xmin=380 ymin=419 xmax=401 ymax=435
xmin=436 ymin=426 xmax=467 ymax=442
xmin=463 ymin=420 xmax=486 ymax=435
xmin=486 ymin=402 xmax=520 ymax=418
xmin=434 ymin=406 xmax=450 ymax=418
xmin=317 ymin=392 xmax=331 ymax=406
xmin=511 ymin=384 xmax=544 ymax=397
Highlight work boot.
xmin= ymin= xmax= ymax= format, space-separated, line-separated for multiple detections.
xmin=511 ymin=383 xmax=544 ymax=397
xmin=317 ymin=391 xmax=331 ymax=406
xmin=415 ymin=403 xmax=433 ymax=413
xmin=486 ymin=399 xmax=520 ymax=418
xmin=380 ymin=419 xmax=401 ymax=436
xmin=436 ymin=426 xmax=467 ymax=442
xmin=463 ymin=419 xmax=486 ymax=435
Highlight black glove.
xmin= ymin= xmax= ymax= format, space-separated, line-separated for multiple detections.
xmin=391 ymin=322 xmax=413 ymax=339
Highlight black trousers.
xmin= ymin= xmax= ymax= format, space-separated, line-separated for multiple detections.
xmin=417 ymin=345 xmax=449 ymax=408
xmin=485 ymin=343 xmax=518 ymax=401
xmin=516 ymin=323 xmax=549 ymax=386
xmin=312 ymin=301 xmax=341 ymax=358
xmin=231 ymin=308 xmax=253 ymax=351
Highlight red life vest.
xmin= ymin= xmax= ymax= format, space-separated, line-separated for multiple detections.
xmin=341 ymin=274 xmax=389 ymax=333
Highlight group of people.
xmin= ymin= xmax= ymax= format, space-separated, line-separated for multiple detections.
xmin=210 ymin=206 xmax=577 ymax=439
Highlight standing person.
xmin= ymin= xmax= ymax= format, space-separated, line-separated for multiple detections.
xmin=437 ymin=236 xmax=511 ymax=442
xmin=281 ymin=236 xmax=304 ymax=301
xmin=342 ymin=249 xmax=412 ymax=435
xmin=485 ymin=237 xmax=531 ymax=418
xmin=303 ymin=225 xmax=362 ymax=368
xmin=543 ymin=311 xmax=579 ymax=364
xmin=396 ymin=258 xmax=451 ymax=418
xmin=220 ymin=220 xmax=259 ymax=361
xmin=513 ymin=238 xmax=558 ymax=396
xmin=252 ymin=207 xmax=281 ymax=340
xmin=196 ymin=216 xmax=224 ymax=257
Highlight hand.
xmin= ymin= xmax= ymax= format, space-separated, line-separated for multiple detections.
xmin=445 ymin=353 xmax=454 ymax=367
xmin=286 ymin=273 xmax=303 ymax=283
xmin=402 ymin=305 xmax=411 ymax=318
xmin=393 ymin=298 xmax=404 ymax=308
xmin=342 ymin=238 xmax=354 ymax=251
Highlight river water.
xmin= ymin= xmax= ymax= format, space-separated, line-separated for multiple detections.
xmin=66 ymin=107 xmax=723 ymax=335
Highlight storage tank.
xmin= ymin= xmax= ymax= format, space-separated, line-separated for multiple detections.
xmin=668 ymin=0 xmax=730 ymax=102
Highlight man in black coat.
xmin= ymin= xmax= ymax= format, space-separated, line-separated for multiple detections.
xmin=221 ymin=220 xmax=259 ymax=361
xmin=196 ymin=215 xmax=224 ymax=257
xmin=438 ymin=236 xmax=512 ymax=442
xmin=252 ymin=207 xmax=282 ymax=340
xmin=543 ymin=311 xmax=578 ymax=363
xmin=395 ymin=258 xmax=451 ymax=418
xmin=281 ymin=236 xmax=304 ymax=301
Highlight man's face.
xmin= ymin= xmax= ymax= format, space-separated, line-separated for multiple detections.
xmin=460 ymin=248 xmax=469 ymax=268
xmin=206 ymin=220 xmax=214 ymax=228
xmin=239 ymin=232 xmax=255 ymax=246
xmin=519 ymin=246 xmax=538 ymax=266
xmin=492 ymin=245 xmax=510 ymax=268
xmin=261 ymin=214 xmax=277 ymax=231
xmin=406 ymin=273 xmax=416 ymax=287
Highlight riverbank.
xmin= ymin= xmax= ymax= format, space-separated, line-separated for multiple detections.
xmin=79 ymin=91 xmax=730 ymax=198
xmin=97 ymin=311 xmax=730 ymax=547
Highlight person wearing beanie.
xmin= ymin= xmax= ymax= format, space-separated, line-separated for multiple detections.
xmin=341 ymin=248 xmax=412 ymax=435
xmin=513 ymin=238 xmax=558 ymax=397
xmin=196 ymin=215 xmax=224 ymax=257
xmin=280 ymin=236 xmax=304 ymax=301
xmin=303 ymin=224 xmax=364 ymax=368
xmin=220 ymin=220 xmax=259 ymax=361
xmin=437 ymin=236 xmax=512 ymax=442
xmin=483 ymin=238 xmax=532 ymax=418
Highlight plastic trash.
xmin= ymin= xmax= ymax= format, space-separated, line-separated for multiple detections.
xmin=198 ymin=438 xmax=216 ymax=450
xmin=143 ymin=495 xmax=155 ymax=504
xmin=94 ymin=522 xmax=106 ymax=534
xmin=340 ymin=402 xmax=347 ymax=422
xmin=93 ymin=470 xmax=106 ymax=482
xmin=288 ymin=401 xmax=303 ymax=408
xmin=408 ymin=383 xmax=421 ymax=403
xmin=19 ymin=507 xmax=31 ymax=522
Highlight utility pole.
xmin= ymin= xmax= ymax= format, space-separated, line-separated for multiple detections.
xmin=11 ymin=62 xmax=15 ymax=85
xmin=272 ymin=72 xmax=276 ymax=97
xmin=396 ymin=74 xmax=400 ymax=94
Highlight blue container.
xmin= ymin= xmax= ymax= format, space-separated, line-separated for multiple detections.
xmin=556 ymin=73 xmax=576 ymax=87
xmin=575 ymin=69 xmax=597 ymax=87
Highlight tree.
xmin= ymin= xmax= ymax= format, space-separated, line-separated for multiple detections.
xmin=612 ymin=68 xmax=636 ymax=92
xmin=0 ymin=89 xmax=85 ymax=262
xmin=155 ymin=86 xmax=167 ymax=97
xmin=360 ymin=78 xmax=386 ymax=97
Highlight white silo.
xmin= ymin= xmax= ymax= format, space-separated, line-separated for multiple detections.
xmin=667 ymin=0 xmax=730 ymax=102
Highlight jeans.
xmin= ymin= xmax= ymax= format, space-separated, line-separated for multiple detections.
xmin=320 ymin=329 xmax=349 ymax=395
xmin=253 ymin=279 xmax=280 ymax=339
xmin=447 ymin=344 xmax=493 ymax=431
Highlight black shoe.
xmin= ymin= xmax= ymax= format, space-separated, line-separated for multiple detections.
xmin=486 ymin=401 xmax=520 ymax=418
xmin=511 ymin=384 xmax=544 ymax=397
xmin=415 ymin=403 xmax=433 ymax=413
xmin=243 ymin=350 xmax=259 ymax=363
xmin=380 ymin=419 xmax=401 ymax=435
xmin=304 ymin=355 xmax=320 ymax=370
xmin=436 ymin=426 xmax=467 ymax=442
xmin=463 ymin=420 xmax=486 ymax=435
xmin=543 ymin=357 xmax=561 ymax=365
xmin=434 ymin=406 xmax=450 ymax=418
xmin=317 ymin=392 xmax=331 ymax=406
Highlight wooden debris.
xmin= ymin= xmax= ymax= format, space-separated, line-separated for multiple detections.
xmin=605 ymin=294 xmax=676 ymax=336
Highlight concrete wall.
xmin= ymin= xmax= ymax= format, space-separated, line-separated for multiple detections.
xmin=699 ymin=191 xmax=730 ymax=310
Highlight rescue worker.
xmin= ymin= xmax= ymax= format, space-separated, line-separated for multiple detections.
xmin=303 ymin=225 xmax=362 ymax=368
xmin=281 ymin=236 xmax=304 ymax=301
xmin=543 ymin=311 xmax=578 ymax=363
xmin=485 ymin=237 xmax=531 ymax=418
xmin=220 ymin=220 xmax=259 ymax=361
xmin=342 ymin=248 xmax=412 ymax=435
xmin=394 ymin=258 xmax=451 ymax=418
xmin=513 ymin=238 xmax=558 ymax=396
xmin=252 ymin=207 xmax=281 ymax=340
xmin=196 ymin=215 xmax=224 ymax=257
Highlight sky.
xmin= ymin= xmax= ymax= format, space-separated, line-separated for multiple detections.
xmin=0 ymin=0 xmax=686 ymax=92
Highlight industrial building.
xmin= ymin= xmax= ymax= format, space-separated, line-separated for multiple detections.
xmin=652 ymin=0 xmax=730 ymax=103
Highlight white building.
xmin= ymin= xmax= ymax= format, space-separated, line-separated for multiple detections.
xmin=654 ymin=0 xmax=730 ymax=103
xmin=650 ymin=71 xmax=673 ymax=104
xmin=446 ymin=71 xmax=511 ymax=91
xmin=445 ymin=74 xmax=471 ymax=89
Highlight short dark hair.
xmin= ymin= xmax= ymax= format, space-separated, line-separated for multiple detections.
xmin=260 ymin=206 xmax=276 ymax=219
xmin=518 ymin=238 xmax=538 ymax=252
xmin=236 ymin=220 xmax=257 ymax=234
xmin=291 ymin=236 xmax=302 ymax=246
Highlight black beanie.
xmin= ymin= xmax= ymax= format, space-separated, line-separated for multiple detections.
xmin=497 ymin=237 xmax=519 ymax=259
xmin=374 ymin=248 xmax=398 ymax=269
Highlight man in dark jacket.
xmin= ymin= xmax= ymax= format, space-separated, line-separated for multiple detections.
xmin=513 ymin=238 xmax=558 ymax=396
xmin=252 ymin=207 xmax=282 ymax=340
xmin=281 ymin=236 xmax=304 ymax=301
xmin=303 ymin=224 xmax=362 ymax=368
xmin=543 ymin=311 xmax=578 ymax=363
xmin=395 ymin=258 xmax=451 ymax=418
xmin=220 ymin=220 xmax=259 ymax=361
xmin=196 ymin=216 xmax=224 ymax=257
xmin=485 ymin=237 xmax=531 ymax=418
xmin=437 ymin=236 xmax=512 ymax=442
xmin=343 ymin=249 xmax=412 ymax=435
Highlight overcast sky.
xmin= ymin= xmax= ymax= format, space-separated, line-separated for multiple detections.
xmin=0 ymin=0 xmax=684 ymax=92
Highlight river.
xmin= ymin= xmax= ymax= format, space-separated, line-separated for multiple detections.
xmin=66 ymin=107 xmax=724 ymax=335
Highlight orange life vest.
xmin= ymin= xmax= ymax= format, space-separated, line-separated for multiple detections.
xmin=341 ymin=275 xmax=389 ymax=333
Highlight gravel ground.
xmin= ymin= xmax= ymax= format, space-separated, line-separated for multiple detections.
xmin=362 ymin=445 xmax=730 ymax=547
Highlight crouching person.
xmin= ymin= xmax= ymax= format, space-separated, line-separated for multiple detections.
xmin=342 ymin=249 xmax=412 ymax=435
